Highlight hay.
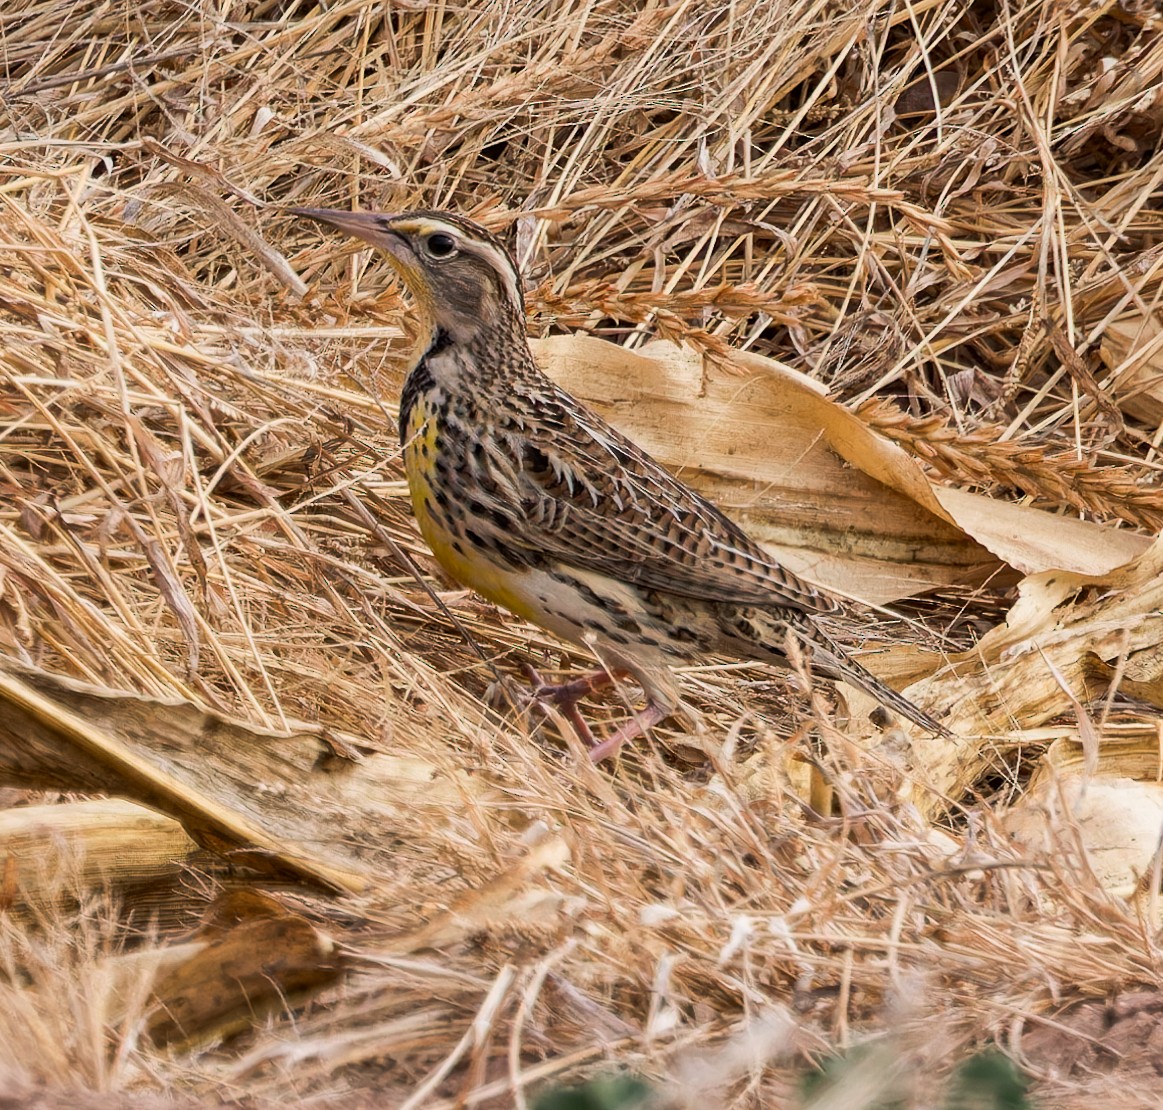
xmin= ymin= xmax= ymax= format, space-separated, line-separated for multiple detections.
xmin=2 ymin=0 xmax=1163 ymax=1105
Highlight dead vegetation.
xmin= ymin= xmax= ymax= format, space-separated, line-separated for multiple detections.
xmin=2 ymin=0 xmax=1163 ymax=1105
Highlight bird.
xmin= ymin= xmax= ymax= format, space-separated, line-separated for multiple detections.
xmin=292 ymin=205 xmax=951 ymax=760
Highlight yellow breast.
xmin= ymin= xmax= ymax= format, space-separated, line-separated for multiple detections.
xmin=401 ymin=398 xmax=546 ymax=625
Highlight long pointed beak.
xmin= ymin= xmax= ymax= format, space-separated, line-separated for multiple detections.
xmin=289 ymin=206 xmax=398 ymax=250
xmin=292 ymin=206 xmax=435 ymax=316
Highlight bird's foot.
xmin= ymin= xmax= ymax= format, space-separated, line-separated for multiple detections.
xmin=514 ymin=665 xmax=669 ymax=761
xmin=519 ymin=664 xmax=616 ymax=750
xmin=587 ymin=702 xmax=668 ymax=763
xmin=522 ymin=664 xmax=615 ymax=710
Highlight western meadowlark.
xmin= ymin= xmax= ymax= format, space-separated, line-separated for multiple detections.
xmin=293 ymin=206 xmax=951 ymax=760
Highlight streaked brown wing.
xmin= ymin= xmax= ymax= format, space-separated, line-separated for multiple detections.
xmin=481 ymin=389 xmax=839 ymax=618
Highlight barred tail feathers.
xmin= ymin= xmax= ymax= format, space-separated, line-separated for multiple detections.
xmin=800 ymin=627 xmax=952 ymax=739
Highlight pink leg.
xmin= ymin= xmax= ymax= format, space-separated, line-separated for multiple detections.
xmin=521 ymin=664 xmax=615 ymax=749
xmin=519 ymin=665 xmax=669 ymax=760
xmin=523 ymin=664 xmax=615 ymax=709
xmin=587 ymin=702 xmax=668 ymax=763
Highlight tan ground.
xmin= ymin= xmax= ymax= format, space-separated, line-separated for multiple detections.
xmin=2 ymin=1 xmax=1163 ymax=1106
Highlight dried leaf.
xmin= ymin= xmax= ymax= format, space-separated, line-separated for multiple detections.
xmin=1006 ymin=733 xmax=1163 ymax=898
xmin=0 ymin=657 xmax=497 ymax=894
xmin=889 ymin=540 xmax=1163 ymax=813
xmin=0 ymin=798 xmax=197 ymax=909
xmin=145 ymin=893 xmax=344 ymax=1048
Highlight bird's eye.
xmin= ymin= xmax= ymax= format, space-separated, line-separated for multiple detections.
xmin=424 ymin=232 xmax=457 ymax=259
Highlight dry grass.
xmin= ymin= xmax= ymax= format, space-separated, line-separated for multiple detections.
xmin=2 ymin=0 xmax=1163 ymax=1105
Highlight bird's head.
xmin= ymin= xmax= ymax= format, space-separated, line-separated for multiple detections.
xmin=292 ymin=207 xmax=525 ymax=347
